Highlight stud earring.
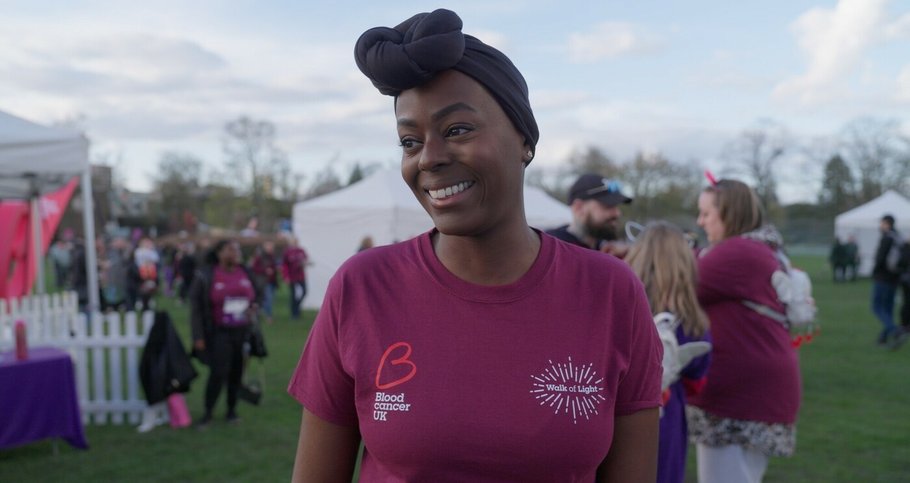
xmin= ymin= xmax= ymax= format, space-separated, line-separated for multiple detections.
xmin=526 ymin=150 xmax=534 ymax=159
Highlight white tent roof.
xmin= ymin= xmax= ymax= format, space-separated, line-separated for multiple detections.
xmin=297 ymin=168 xmax=572 ymax=234
xmin=293 ymin=168 xmax=571 ymax=308
xmin=302 ymin=168 xmax=419 ymax=210
xmin=0 ymin=109 xmax=97 ymax=307
xmin=0 ymin=110 xmax=89 ymax=199
xmin=833 ymin=190 xmax=910 ymax=277
xmin=835 ymin=190 xmax=910 ymax=228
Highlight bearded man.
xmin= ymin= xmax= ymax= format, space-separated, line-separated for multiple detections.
xmin=546 ymin=173 xmax=633 ymax=255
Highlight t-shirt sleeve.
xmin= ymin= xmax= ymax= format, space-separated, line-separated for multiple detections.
xmin=614 ymin=281 xmax=664 ymax=416
xmin=287 ymin=276 xmax=358 ymax=426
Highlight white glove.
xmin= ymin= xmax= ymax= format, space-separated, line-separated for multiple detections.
xmin=654 ymin=312 xmax=712 ymax=391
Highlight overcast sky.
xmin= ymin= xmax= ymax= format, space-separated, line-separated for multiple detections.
xmin=1 ymin=0 xmax=909 ymax=202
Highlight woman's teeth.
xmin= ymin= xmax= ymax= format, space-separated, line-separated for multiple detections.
xmin=428 ymin=181 xmax=474 ymax=200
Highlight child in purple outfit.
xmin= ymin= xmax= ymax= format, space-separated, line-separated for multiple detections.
xmin=626 ymin=222 xmax=712 ymax=483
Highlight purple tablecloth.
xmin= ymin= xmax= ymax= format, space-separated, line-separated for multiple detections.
xmin=0 ymin=346 xmax=88 ymax=450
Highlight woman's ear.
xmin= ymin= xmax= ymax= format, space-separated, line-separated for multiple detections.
xmin=522 ymin=144 xmax=534 ymax=164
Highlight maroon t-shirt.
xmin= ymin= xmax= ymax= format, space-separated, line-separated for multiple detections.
xmin=282 ymin=247 xmax=308 ymax=283
xmin=688 ymin=236 xmax=801 ymax=424
xmin=288 ymin=231 xmax=663 ymax=482
xmin=210 ymin=266 xmax=256 ymax=327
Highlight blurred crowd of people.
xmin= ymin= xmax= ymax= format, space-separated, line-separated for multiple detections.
xmin=49 ymin=228 xmax=312 ymax=430
xmin=47 ymin=229 xmax=311 ymax=321
xmin=829 ymin=236 xmax=860 ymax=282
xmin=49 ymin=232 xmax=167 ymax=313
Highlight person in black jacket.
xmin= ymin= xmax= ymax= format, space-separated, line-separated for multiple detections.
xmin=843 ymin=235 xmax=860 ymax=282
xmin=829 ymin=237 xmax=847 ymax=282
xmin=871 ymin=214 xmax=905 ymax=348
xmin=177 ymin=243 xmax=198 ymax=303
xmin=898 ymin=239 xmax=910 ymax=333
xmin=190 ymin=239 xmax=261 ymax=426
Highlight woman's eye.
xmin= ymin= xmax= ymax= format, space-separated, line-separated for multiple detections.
xmin=399 ymin=138 xmax=418 ymax=149
xmin=445 ymin=125 xmax=472 ymax=137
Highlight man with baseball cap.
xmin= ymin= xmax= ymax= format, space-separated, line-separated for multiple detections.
xmin=546 ymin=173 xmax=633 ymax=251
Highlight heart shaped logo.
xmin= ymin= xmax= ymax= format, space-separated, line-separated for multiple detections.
xmin=375 ymin=342 xmax=417 ymax=390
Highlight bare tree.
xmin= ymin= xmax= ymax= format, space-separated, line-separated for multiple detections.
xmin=304 ymin=164 xmax=343 ymax=200
xmin=222 ymin=116 xmax=287 ymax=212
xmin=346 ymin=161 xmax=383 ymax=186
xmin=722 ymin=119 xmax=791 ymax=208
xmin=272 ymin=153 xmax=306 ymax=203
xmin=526 ymin=165 xmax=575 ymax=203
xmin=840 ymin=117 xmax=910 ymax=201
xmin=817 ymin=154 xmax=856 ymax=214
xmin=622 ymin=152 xmax=673 ymax=205
xmin=153 ymin=152 xmax=204 ymax=231
xmin=566 ymin=146 xmax=620 ymax=179
xmin=619 ymin=152 xmax=703 ymax=220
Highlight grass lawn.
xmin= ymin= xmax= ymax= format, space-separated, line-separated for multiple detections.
xmin=2 ymin=254 xmax=909 ymax=482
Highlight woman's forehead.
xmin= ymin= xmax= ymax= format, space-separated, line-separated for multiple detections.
xmin=397 ymin=71 xmax=493 ymax=111
xmin=698 ymin=191 xmax=716 ymax=206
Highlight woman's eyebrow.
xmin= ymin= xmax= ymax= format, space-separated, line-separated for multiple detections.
xmin=397 ymin=102 xmax=477 ymax=128
xmin=432 ymin=102 xmax=476 ymax=122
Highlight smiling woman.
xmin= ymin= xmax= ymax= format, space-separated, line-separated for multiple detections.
xmin=396 ymin=70 xmax=529 ymax=251
xmin=287 ymin=8 xmax=663 ymax=483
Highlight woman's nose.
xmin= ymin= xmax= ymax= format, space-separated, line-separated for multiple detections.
xmin=417 ymin=136 xmax=451 ymax=172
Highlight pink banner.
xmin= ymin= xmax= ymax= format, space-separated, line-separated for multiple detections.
xmin=0 ymin=176 xmax=79 ymax=299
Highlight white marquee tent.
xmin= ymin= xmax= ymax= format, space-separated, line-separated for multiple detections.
xmin=834 ymin=190 xmax=910 ymax=277
xmin=293 ymin=168 xmax=572 ymax=309
xmin=0 ymin=109 xmax=99 ymax=308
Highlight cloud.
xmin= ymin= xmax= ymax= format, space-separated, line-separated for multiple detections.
xmin=469 ymin=29 xmax=510 ymax=52
xmin=1 ymin=32 xmax=233 ymax=97
xmin=531 ymin=89 xmax=594 ymax=111
xmin=0 ymin=26 xmax=366 ymax=143
xmin=528 ymin=96 xmax=729 ymax=171
xmin=566 ymin=22 xmax=662 ymax=63
xmin=899 ymin=65 xmax=910 ymax=101
xmin=773 ymin=0 xmax=899 ymax=105
xmin=90 ymin=112 xmax=214 ymax=140
xmin=884 ymin=12 xmax=910 ymax=39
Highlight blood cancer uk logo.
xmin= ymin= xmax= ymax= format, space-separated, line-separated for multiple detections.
xmin=530 ymin=357 xmax=605 ymax=424
xmin=372 ymin=342 xmax=416 ymax=422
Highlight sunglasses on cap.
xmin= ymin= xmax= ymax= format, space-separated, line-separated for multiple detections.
xmin=580 ymin=179 xmax=623 ymax=197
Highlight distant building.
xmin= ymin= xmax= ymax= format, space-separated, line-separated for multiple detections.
xmin=59 ymin=164 xmax=158 ymax=239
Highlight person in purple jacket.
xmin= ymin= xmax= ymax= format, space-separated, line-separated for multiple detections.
xmin=687 ymin=179 xmax=801 ymax=483
xmin=287 ymin=9 xmax=664 ymax=483
xmin=626 ymin=221 xmax=712 ymax=483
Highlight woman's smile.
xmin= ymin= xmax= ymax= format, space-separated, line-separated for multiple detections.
xmin=426 ymin=180 xmax=475 ymax=201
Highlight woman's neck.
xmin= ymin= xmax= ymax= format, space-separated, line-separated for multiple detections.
xmin=432 ymin=221 xmax=540 ymax=286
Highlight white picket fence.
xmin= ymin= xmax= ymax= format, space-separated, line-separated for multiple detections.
xmin=0 ymin=292 xmax=154 ymax=425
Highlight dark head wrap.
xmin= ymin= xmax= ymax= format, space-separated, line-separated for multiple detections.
xmin=355 ymin=9 xmax=539 ymax=157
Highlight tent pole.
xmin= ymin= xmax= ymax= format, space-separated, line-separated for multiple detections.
xmin=31 ymin=196 xmax=46 ymax=294
xmin=81 ymin=168 xmax=100 ymax=315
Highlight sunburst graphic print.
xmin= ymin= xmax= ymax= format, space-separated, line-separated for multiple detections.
xmin=529 ymin=357 xmax=605 ymax=424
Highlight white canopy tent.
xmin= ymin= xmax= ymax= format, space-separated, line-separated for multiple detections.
xmin=834 ymin=190 xmax=910 ymax=277
xmin=0 ymin=109 xmax=99 ymax=310
xmin=293 ymin=168 xmax=572 ymax=309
